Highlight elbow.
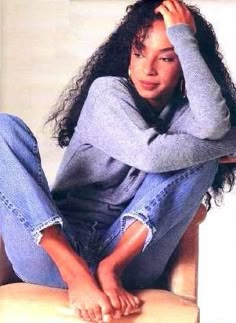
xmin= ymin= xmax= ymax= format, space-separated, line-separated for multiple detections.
xmin=139 ymin=157 xmax=181 ymax=173
xmin=137 ymin=156 xmax=168 ymax=173
xmin=199 ymin=121 xmax=231 ymax=140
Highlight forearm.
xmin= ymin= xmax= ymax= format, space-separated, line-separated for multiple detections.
xmin=40 ymin=225 xmax=92 ymax=285
xmin=167 ymin=24 xmax=230 ymax=139
xmin=89 ymin=121 xmax=236 ymax=173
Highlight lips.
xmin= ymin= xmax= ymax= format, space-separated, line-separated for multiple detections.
xmin=139 ymin=80 xmax=159 ymax=90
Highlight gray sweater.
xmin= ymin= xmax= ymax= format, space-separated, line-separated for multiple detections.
xmin=52 ymin=24 xmax=236 ymax=226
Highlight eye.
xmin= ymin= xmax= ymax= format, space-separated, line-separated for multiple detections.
xmin=133 ymin=51 xmax=144 ymax=58
xmin=160 ymin=57 xmax=175 ymax=62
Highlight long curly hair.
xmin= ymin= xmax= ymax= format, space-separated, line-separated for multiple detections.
xmin=46 ymin=0 xmax=236 ymax=210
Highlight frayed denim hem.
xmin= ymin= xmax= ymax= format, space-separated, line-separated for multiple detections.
xmin=32 ymin=216 xmax=63 ymax=245
xmin=120 ymin=211 xmax=157 ymax=252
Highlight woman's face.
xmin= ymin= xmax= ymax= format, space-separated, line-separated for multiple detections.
xmin=129 ymin=20 xmax=182 ymax=110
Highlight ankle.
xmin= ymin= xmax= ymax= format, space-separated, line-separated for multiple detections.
xmin=98 ymin=258 xmax=123 ymax=276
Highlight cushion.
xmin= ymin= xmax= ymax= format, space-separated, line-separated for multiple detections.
xmin=0 ymin=283 xmax=199 ymax=323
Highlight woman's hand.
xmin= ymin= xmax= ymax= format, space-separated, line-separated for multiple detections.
xmin=219 ymin=156 xmax=236 ymax=164
xmin=155 ymin=0 xmax=196 ymax=33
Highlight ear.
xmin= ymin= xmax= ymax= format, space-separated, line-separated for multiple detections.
xmin=128 ymin=67 xmax=131 ymax=78
xmin=179 ymin=77 xmax=187 ymax=99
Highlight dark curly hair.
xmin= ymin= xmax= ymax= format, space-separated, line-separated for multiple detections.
xmin=46 ymin=0 xmax=236 ymax=210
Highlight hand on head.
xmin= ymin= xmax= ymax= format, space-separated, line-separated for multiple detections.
xmin=155 ymin=0 xmax=196 ymax=33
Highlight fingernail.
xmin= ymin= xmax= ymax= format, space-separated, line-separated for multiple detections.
xmin=103 ymin=314 xmax=111 ymax=323
xmin=114 ymin=312 xmax=121 ymax=319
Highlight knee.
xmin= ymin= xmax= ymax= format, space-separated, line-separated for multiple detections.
xmin=11 ymin=253 xmax=66 ymax=288
xmin=199 ymin=160 xmax=219 ymax=184
xmin=184 ymin=160 xmax=219 ymax=201
xmin=0 ymin=113 xmax=34 ymax=146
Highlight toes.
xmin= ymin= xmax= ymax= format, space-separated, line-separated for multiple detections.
xmin=134 ymin=295 xmax=142 ymax=306
xmin=87 ymin=308 xmax=98 ymax=322
xmin=118 ymin=294 xmax=127 ymax=315
xmin=123 ymin=298 xmax=133 ymax=316
xmin=105 ymin=290 xmax=122 ymax=317
xmin=100 ymin=297 xmax=114 ymax=323
xmin=80 ymin=309 xmax=91 ymax=321
xmin=93 ymin=305 xmax=103 ymax=322
xmin=103 ymin=313 xmax=113 ymax=323
xmin=128 ymin=294 xmax=142 ymax=311
xmin=106 ymin=290 xmax=121 ymax=309
xmin=123 ymin=292 xmax=142 ymax=316
xmin=113 ymin=310 xmax=122 ymax=319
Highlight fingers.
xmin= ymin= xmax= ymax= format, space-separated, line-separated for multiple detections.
xmin=155 ymin=0 xmax=196 ymax=33
xmin=219 ymin=157 xmax=236 ymax=164
xmin=155 ymin=2 xmax=169 ymax=16
xmin=162 ymin=0 xmax=179 ymax=12
xmin=155 ymin=0 xmax=186 ymax=15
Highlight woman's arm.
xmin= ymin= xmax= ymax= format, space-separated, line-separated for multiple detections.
xmin=166 ymin=24 xmax=230 ymax=140
xmin=157 ymin=1 xmax=231 ymax=140
xmin=76 ymin=77 xmax=236 ymax=173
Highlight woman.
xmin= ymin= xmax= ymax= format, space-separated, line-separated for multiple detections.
xmin=1 ymin=1 xmax=236 ymax=322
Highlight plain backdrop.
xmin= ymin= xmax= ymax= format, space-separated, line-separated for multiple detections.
xmin=1 ymin=1 xmax=236 ymax=322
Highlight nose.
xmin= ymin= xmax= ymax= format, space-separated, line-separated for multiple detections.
xmin=143 ymin=58 xmax=157 ymax=76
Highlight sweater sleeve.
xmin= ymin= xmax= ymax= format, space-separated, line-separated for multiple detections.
xmin=166 ymin=24 xmax=231 ymax=140
xmin=76 ymin=77 xmax=236 ymax=173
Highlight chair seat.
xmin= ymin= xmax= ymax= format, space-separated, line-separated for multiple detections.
xmin=0 ymin=283 xmax=199 ymax=323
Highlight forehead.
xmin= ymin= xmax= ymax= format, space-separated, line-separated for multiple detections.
xmin=142 ymin=20 xmax=173 ymax=51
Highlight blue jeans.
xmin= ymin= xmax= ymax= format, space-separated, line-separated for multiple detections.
xmin=0 ymin=113 xmax=218 ymax=290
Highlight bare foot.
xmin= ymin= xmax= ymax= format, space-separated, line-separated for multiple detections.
xmin=96 ymin=259 xmax=142 ymax=319
xmin=67 ymin=271 xmax=114 ymax=322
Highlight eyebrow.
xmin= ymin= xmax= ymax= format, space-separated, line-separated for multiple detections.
xmin=159 ymin=47 xmax=175 ymax=53
xmin=133 ymin=43 xmax=175 ymax=53
xmin=133 ymin=43 xmax=176 ymax=55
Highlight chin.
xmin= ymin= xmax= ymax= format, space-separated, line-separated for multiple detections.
xmin=139 ymin=92 xmax=161 ymax=101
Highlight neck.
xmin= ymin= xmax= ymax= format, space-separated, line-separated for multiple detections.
xmin=147 ymin=92 xmax=176 ymax=112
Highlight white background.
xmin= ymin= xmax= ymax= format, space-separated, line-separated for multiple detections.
xmin=1 ymin=1 xmax=236 ymax=322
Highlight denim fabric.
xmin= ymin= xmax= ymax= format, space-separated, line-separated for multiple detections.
xmin=0 ymin=114 xmax=63 ymax=245
xmin=0 ymin=113 xmax=218 ymax=290
xmin=94 ymin=161 xmax=218 ymax=289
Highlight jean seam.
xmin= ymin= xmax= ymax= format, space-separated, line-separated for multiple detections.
xmin=24 ymin=121 xmax=47 ymax=192
xmin=142 ymin=162 xmax=210 ymax=215
xmin=88 ymin=221 xmax=99 ymax=247
xmin=97 ymin=165 xmax=204 ymax=252
xmin=97 ymin=230 xmax=119 ymax=254
xmin=0 ymin=191 xmax=33 ymax=231
xmin=0 ymin=190 xmax=63 ymax=244
xmin=31 ymin=139 xmax=45 ymax=189
xmin=103 ymin=161 xmax=216 ymax=253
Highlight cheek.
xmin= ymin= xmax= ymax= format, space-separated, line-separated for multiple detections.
xmin=162 ymin=65 xmax=182 ymax=86
xmin=129 ymin=60 xmax=141 ymax=76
